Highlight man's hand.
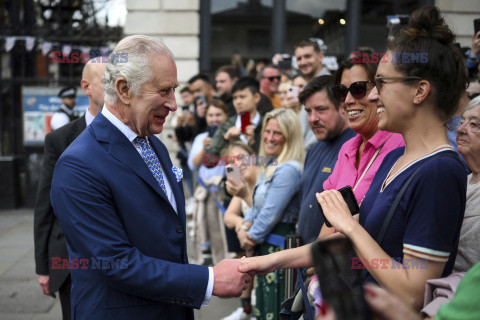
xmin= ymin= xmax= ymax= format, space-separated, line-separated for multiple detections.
xmin=244 ymin=125 xmax=255 ymax=145
xmin=37 ymin=275 xmax=56 ymax=298
xmin=212 ymin=259 xmax=253 ymax=297
xmin=224 ymin=127 xmax=242 ymax=141
xmin=177 ymin=113 xmax=195 ymax=127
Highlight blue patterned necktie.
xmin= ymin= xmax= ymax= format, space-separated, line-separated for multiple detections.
xmin=133 ymin=137 xmax=167 ymax=195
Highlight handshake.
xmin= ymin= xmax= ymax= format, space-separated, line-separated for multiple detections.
xmin=211 ymin=257 xmax=266 ymax=297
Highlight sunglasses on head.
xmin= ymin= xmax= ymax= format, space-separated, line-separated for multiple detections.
xmin=332 ymin=81 xmax=374 ymax=102
xmin=265 ymin=76 xmax=281 ymax=82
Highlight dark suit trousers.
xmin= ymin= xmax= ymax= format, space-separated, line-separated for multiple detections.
xmin=58 ymin=274 xmax=71 ymax=320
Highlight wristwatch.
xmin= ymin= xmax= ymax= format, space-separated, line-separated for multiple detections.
xmin=236 ymin=225 xmax=250 ymax=233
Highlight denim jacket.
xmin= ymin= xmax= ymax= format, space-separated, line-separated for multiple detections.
xmin=244 ymin=160 xmax=302 ymax=243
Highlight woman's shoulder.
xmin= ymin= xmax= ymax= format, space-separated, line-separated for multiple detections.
xmin=415 ymin=150 xmax=467 ymax=178
xmin=273 ymin=160 xmax=303 ymax=177
xmin=339 ymin=133 xmax=362 ymax=153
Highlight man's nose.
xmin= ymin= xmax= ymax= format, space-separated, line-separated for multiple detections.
xmin=166 ymin=92 xmax=177 ymax=111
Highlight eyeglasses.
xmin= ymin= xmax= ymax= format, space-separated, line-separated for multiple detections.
xmin=332 ymin=81 xmax=374 ymax=102
xmin=374 ymin=76 xmax=422 ymax=92
xmin=265 ymin=76 xmax=281 ymax=82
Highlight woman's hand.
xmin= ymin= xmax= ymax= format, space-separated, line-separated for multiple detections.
xmin=226 ymin=177 xmax=247 ymax=199
xmin=239 ymin=254 xmax=278 ymax=275
xmin=202 ymin=136 xmax=212 ymax=150
xmin=316 ymin=190 xmax=357 ymax=236
xmin=237 ymin=228 xmax=256 ymax=250
xmin=363 ymin=284 xmax=423 ymax=320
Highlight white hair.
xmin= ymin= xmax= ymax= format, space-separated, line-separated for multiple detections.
xmin=103 ymin=35 xmax=175 ymax=105
xmin=465 ymin=95 xmax=480 ymax=112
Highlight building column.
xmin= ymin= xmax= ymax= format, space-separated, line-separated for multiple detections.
xmin=271 ymin=0 xmax=286 ymax=55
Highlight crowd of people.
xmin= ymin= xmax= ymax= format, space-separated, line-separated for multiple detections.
xmin=33 ymin=5 xmax=480 ymax=320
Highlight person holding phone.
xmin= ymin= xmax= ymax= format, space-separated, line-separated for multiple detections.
xmin=241 ymin=5 xmax=468 ymax=312
xmin=221 ymin=141 xmax=261 ymax=320
xmin=237 ymin=108 xmax=305 ymax=320
xmin=188 ymin=99 xmax=230 ymax=266
xmin=205 ymin=77 xmax=265 ymax=166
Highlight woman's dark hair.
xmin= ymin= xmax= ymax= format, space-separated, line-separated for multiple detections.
xmin=334 ymin=53 xmax=378 ymax=86
xmin=388 ymin=6 xmax=468 ymax=122
xmin=206 ymin=98 xmax=228 ymax=115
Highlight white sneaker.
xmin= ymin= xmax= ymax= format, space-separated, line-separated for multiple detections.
xmin=221 ymin=307 xmax=250 ymax=320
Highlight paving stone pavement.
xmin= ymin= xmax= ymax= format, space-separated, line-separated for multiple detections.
xmin=0 ymin=208 xmax=240 ymax=320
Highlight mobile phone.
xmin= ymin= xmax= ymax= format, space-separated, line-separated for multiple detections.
xmin=182 ymin=105 xmax=190 ymax=112
xmin=317 ymin=185 xmax=359 ymax=228
xmin=240 ymin=111 xmax=250 ymax=133
xmin=207 ymin=125 xmax=218 ymax=138
xmin=226 ymin=165 xmax=242 ymax=184
xmin=197 ymin=94 xmax=207 ymax=106
xmin=475 ymin=18 xmax=480 ymax=35
xmin=311 ymin=238 xmax=370 ymax=320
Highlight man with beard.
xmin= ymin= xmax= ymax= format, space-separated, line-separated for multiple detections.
xmin=294 ymin=39 xmax=330 ymax=82
xmin=215 ymin=65 xmax=239 ymax=117
xmin=296 ymin=75 xmax=355 ymax=244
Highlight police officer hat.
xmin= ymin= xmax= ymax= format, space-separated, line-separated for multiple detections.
xmin=58 ymin=86 xmax=77 ymax=98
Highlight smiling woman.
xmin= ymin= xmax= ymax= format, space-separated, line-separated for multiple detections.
xmin=238 ymin=108 xmax=304 ymax=320
xmin=323 ymin=58 xmax=404 ymax=206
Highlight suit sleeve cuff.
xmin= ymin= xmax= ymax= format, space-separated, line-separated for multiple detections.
xmin=202 ymin=267 xmax=214 ymax=306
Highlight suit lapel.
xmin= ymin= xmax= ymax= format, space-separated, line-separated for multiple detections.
xmin=150 ymin=137 xmax=187 ymax=222
xmin=91 ymin=114 xmax=171 ymax=205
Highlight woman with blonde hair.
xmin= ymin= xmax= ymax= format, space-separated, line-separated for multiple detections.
xmin=236 ymin=108 xmax=304 ymax=320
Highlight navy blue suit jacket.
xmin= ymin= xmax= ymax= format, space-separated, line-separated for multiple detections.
xmin=51 ymin=113 xmax=209 ymax=320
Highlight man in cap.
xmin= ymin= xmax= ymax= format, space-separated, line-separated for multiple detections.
xmin=50 ymin=87 xmax=79 ymax=130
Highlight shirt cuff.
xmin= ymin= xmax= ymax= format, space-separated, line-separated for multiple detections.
xmin=202 ymin=267 xmax=214 ymax=306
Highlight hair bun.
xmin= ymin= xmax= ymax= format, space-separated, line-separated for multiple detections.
xmin=400 ymin=6 xmax=455 ymax=45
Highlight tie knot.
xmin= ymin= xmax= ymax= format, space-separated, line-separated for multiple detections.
xmin=134 ymin=137 xmax=148 ymax=148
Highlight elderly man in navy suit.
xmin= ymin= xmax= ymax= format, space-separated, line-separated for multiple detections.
xmin=51 ymin=35 xmax=251 ymax=320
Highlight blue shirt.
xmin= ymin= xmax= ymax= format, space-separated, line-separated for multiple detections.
xmin=297 ymin=128 xmax=356 ymax=243
xmin=244 ymin=160 xmax=302 ymax=243
xmin=360 ymin=147 xmax=467 ymax=283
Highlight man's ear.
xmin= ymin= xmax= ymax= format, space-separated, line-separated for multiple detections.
xmin=413 ymin=80 xmax=431 ymax=105
xmin=80 ymin=79 xmax=90 ymax=95
xmin=318 ymin=52 xmax=325 ymax=62
xmin=115 ymin=77 xmax=132 ymax=105
xmin=254 ymin=92 xmax=261 ymax=104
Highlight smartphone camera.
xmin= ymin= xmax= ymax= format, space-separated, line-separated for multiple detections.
xmin=311 ymin=239 xmax=371 ymax=320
